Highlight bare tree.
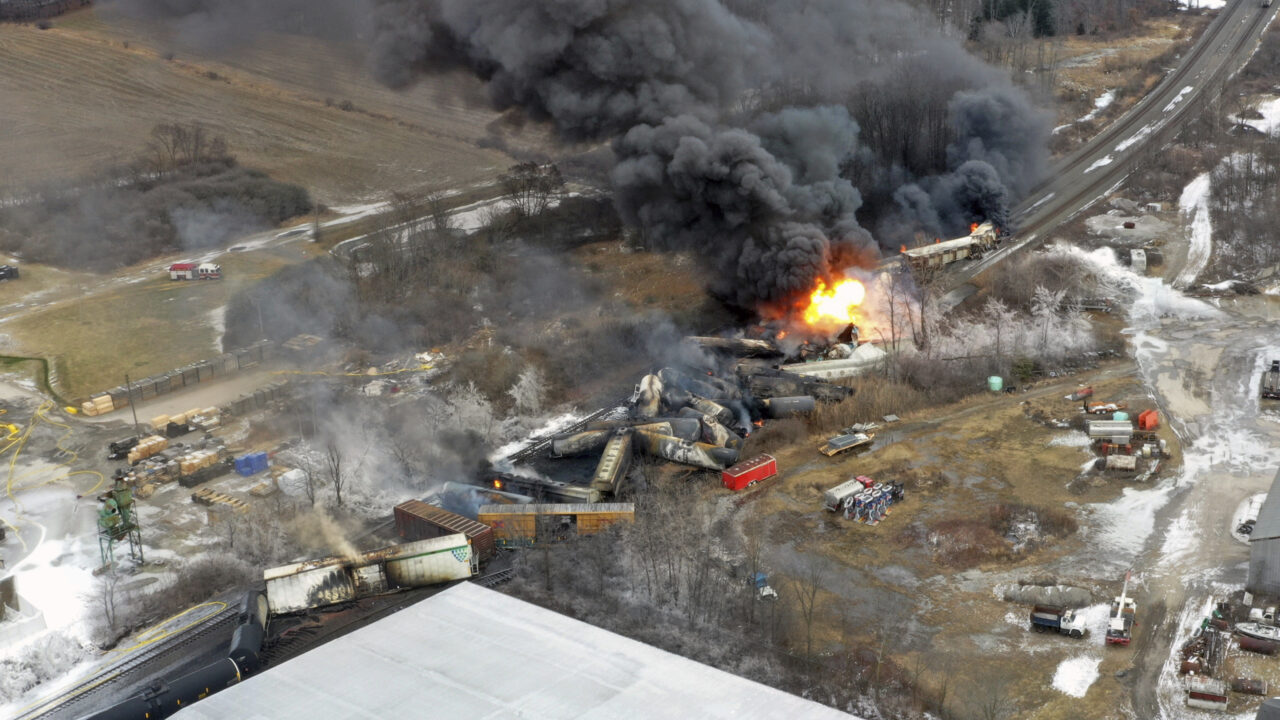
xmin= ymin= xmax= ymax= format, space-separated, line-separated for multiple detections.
xmin=966 ymin=672 xmax=1014 ymax=720
xmin=500 ymin=162 xmax=565 ymax=217
xmin=789 ymin=557 xmax=825 ymax=657
xmin=983 ymin=296 xmax=1015 ymax=359
xmin=97 ymin=568 xmax=123 ymax=636
xmin=426 ymin=189 xmax=455 ymax=232
xmin=323 ymin=439 xmax=347 ymax=508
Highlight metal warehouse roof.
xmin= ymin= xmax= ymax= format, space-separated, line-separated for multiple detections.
xmin=174 ymin=582 xmax=858 ymax=720
xmin=1251 ymin=467 xmax=1280 ymax=541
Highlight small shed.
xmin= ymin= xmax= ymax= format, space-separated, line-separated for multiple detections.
xmin=169 ymin=262 xmax=196 ymax=280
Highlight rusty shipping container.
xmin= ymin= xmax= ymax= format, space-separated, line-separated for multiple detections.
xmin=478 ymin=503 xmax=635 ymax=547
xmin=394 ymin=500 xmax=496 ymax=562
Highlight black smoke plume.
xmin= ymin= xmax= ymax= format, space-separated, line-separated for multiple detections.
xmin=376 ymin=1 xmax=1050 ymax=307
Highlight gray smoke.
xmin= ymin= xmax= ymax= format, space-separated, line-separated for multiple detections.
xmin=100 ymin=0 xmax=374 ymax=51
xmin=370 ymin=0 xmax=1051 ymax=307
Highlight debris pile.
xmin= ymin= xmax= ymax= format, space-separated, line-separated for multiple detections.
xmin=520 ymin=342 xmax=855 ymax=498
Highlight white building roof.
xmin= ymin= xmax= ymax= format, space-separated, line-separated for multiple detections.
xmin=175 ymin=582 xmax=858 ymax=720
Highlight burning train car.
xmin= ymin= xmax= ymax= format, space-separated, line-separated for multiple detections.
xmin=901 ymin=221 xmax=1000 ymax=273
xmin=264 ymin=534 xmax=477 ymax=615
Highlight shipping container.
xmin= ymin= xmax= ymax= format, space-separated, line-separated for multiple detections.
xmin=107 ymin=386 xmax=131 ymax=408
xmin=383 ymin=534 xmax=477 ymax=587
xmin=1186 ymin=678 xmax=1228 ymax=711
xmin=167 ymin=370 xmax=186 ymax=390
xmin=722 ymin=454 xmax=777 ymax=491
xmin=394 ymin=500 xmax=496 ymax=562
xmin=478 ymin=503 xmax=635 ymax=547
xmin=1086 ymin=420 xmax=1133 ymax=439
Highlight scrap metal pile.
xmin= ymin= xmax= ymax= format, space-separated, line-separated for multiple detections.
xmin=526 ymin=337 xmax=854 ymax=497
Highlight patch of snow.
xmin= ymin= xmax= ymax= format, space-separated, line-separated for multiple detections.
xmin=1084 ymin=155 xmax=1114 ymax=174
xmin=1027 ymin=192 xmax=1055 ymax=212
xmin=1175 ymin=173 xmax=1212 ymax=289
xmin=1049 ymin=432 xmax=1091 ymax=448
xmin=1082 ymin=90 xmax=1116 ymax=122
xmin=1088 ymin=480 xmax=1178 ymax=562
xmin=1052 ymin=656 xmax=1100 ymax=697
xmin=206 ymin=305 xmax=226 ymax=354
xmin=1157 ymin=508 xmax=1198 ymax=569
xmin=488 ymin=411 xmax=587 ymax=463
xmin=1162 ymin=85 xmax=1194 ymax=113
xmin=12 ymin=532 xmax=97 ymax=640
xmin=1115 ymin=123 xmax=1155 ymax=152
xmin=1233 ymin=96 xmax=1280 ymax=134
xmin=1182 ymin=0 xmax=1227 ymax=8
xmin=1054 ymin=91 xmax=1116 ymax=135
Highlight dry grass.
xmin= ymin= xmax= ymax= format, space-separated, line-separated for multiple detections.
xmin=0 ymin=9 xmax=520 ymax=203
xmin=6 ymin=248 xmax=295 ymax=399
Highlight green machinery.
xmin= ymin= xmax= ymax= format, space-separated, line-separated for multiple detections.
xmin=97 ymin=477 xmax=143 ymax=568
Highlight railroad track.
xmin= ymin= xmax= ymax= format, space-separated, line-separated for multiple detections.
xmin=942 ymin=1 xmax=1277 ymax=293
xmin=1026 ymin=2 xmax=1242 ymax=195
xmin=18 ymin=606 xmax=239 ymax=720
xmin=1017 ymin=3 xmax=1272 ymax=233
xmin=472 ymin=567 xmax=515 ymax=588
xmin=502 ymin=400 xmax=629 ymax=466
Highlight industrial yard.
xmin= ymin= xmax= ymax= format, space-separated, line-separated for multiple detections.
xmin=4 ymin=2 xmax=1280 ymax=720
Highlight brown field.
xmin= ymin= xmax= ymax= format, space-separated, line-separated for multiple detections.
xmin=732 ymin=365 xmax=1179 ymax=718
xmin=0 ymin=8 xmax=533 ymax=203
xmin=1049 ymin=16 xmax=1205 ymax=153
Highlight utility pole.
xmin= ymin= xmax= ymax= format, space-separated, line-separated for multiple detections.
xmin=125 ymin=373 xmax=141 ymax=438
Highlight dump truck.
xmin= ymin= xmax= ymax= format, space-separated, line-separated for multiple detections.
xmin=1263 ymin=360 xmax=1280 ymax=400
xmin=1030 ymin=605 xmax=1087 ymax=638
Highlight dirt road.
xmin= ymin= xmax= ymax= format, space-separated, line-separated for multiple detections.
xmin=1118 ymin=295 xmax=1280 ymax=718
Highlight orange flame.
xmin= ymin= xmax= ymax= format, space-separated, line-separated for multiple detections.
xmin=899 ymin=245 xmax=907 ymax=254
xmin=493 ymin=479 xmax=503 ymax=490
xmin=803 ymin=278 xmax=865 ymax=326
xmin=970 ymin=222 xmax=980 ymax=233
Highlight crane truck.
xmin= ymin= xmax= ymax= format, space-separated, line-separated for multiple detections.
xmin=1106 ymin=571 xmax=1137 ymax=646
xmin=1262 ymin=360 xmax=1280 ymax=400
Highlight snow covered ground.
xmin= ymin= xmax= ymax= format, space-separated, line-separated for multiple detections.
xmin=1176 ymin=173 xmax=1213 ymax=289
xmin=1052 ymin=655 xmax=1101 ymax=697
xmin=1054 ymin=90 xmax=1116 ymax=135
xmin=1085 ymin=155 xmax=1114 ymax=174
xmin=1231 ymin=96 xmax=1280 ymax=134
